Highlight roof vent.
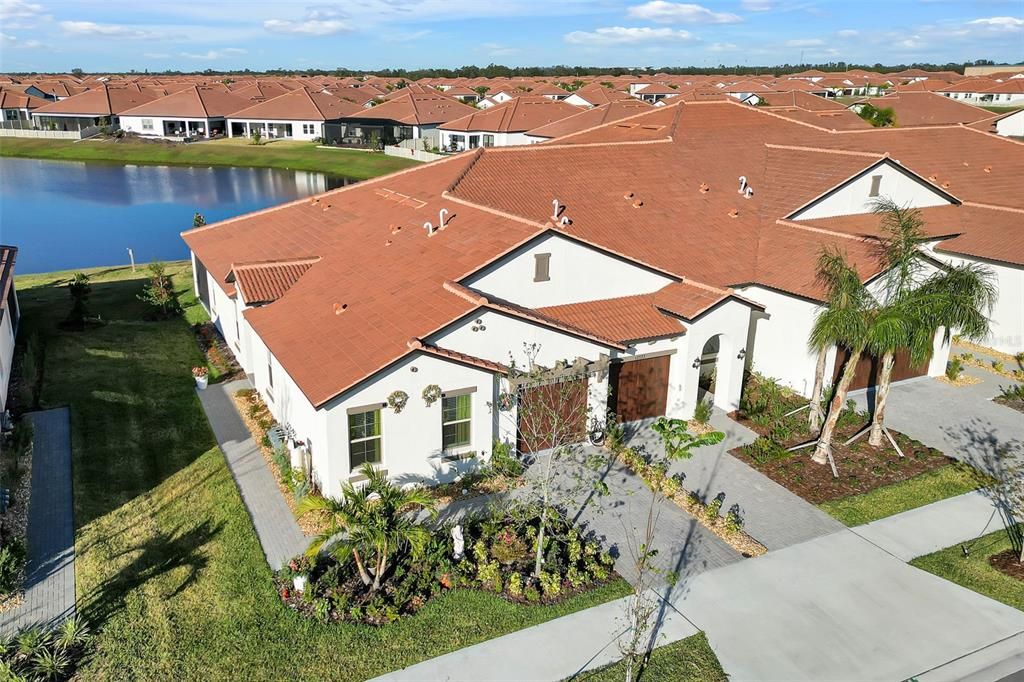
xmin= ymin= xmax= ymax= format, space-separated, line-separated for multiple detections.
xmin=742 ymin=186 xmax=753 ymax=199
xmin=322 ymin=203 xmax=331 ymax=212
xmin=728 ymin=208 xmax=740 ymax=218
xmin=385 ymin=239 xmax=393 ymax=247
xmin=737 ymin=176 xmax=748 ymax=194
xmin=942 ymin=181 xmax=951 ymax=189
xmin=632 ymin=199 xmax=644 ymax=208
xmin=424 ymin=221 xmax=437 ymax=237
xmin=699 ymin=182 xmax=710 ymax=194
xmin=551 ymin=199 xmax=562 ymax=221
xmin=334 ymin=303 xmax=348 ymax=315
xmin=438 ymin=208 xmax=449 ymax=230
xmin=624 ymin=192 xmax=635 ymax=200
xmin=984 ymin=165 xmax=992 ymax=173
xmin=928 ymin=174 xmax=938 ymax=182
xmin=310 ymin=197 xmax=320 ymax=206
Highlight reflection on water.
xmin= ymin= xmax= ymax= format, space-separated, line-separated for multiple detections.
xmin=0 ymin=157 xmax=352 ymax=273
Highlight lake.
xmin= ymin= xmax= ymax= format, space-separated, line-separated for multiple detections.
xmin=0 ymin=157 xmax=353 ymax=274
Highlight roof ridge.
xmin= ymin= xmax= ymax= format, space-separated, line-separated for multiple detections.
xmin=775 ymin=217 xmax=867 ymax=241
xmin=232 ymin=255 xmax=322 ymax=269
xmin=962 ymin=201 xmax=1024 ymax=215
xmin=764 ymin=142 xmax=887 ymax=158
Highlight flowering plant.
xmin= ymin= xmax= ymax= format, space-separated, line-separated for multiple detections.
xmin=191 ymin=366 xmax=209 ymax=378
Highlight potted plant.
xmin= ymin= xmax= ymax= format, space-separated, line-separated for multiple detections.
xmin=192 ymin=366 xmax=209 ymax=390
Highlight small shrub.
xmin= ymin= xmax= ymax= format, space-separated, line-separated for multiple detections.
xmin=490 ymin=528 xmax=528 ymax=566
xmin=490 ymin=440 xmax=523 ymax=477
xmin=506 ymin=572 xmax=523 ymax=598
xmin=724 ymin=506 xmax=743 ymax=534
xmin=746 ymin=437 xmax=790 ymax=465
xmin=137 ymin=261 xmax=182 ymax=319
xmin=524 ymin=584 xmax=541 ymax=603
xmin=693 ymin=398 xmax=713 ymax=425
xmin=999 ymin=383 xmax=1024 ymax=402
xmin=705 ymin=494 xmax=724 ymax=521
xmin=992 ymin=360 xmax=1005 ymax=373
xmin=0 ymin=539 xmax=27 ymax=594
xmin=538 ymin=570 xmax=561 ymax=599
xmin=946 ymin=357 xmax=963 ymax=381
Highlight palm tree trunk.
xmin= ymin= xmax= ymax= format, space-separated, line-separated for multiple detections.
xmin=868 ymin=351 xmax=895 ymax=447
xmin=372 ymin=552 xmax=387 ymax=592
xmin=813 ymin=347 xmax=862 ymax=465
xmin=352 ymin=548 xmax=372 ymax=586
xmin=809 ymin=347 xmax=828 ymax=432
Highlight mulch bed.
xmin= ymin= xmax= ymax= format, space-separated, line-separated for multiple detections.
xmin=989 ymin=548 xmax=1024 ymax=581
xmin=733 ymin=414 xmax=955 ymax=505
xmin=994 ymin=397 xmax=1024 ymax=415
xmin=192 ymin=322 xmax=243 ymax=382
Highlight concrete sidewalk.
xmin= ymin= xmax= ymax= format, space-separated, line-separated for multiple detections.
xmin=196 ymin=379 xmax=308 ymax=569
xmin=372 ymin=589 xmax=698 ymax=682
xmin=0 ymin=409 xmax=76 ymax=634
xmin=852 ymin=490 xmax=1003 ymax=562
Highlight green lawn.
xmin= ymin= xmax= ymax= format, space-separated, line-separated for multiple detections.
xmin=0 ymin=136 xmax=419 ymax=180
xmin=911 ymin=530 xmax=1024 ymax=612
xmin=15 ymin=262 xmax=631 ymax=679
xmin=979 ymin=105 xmax=1024 ymax=114
xmin=574 ymin=633 xmax=726 ymax=682
xmin=818 ymin=463 xmax=982 ymax=527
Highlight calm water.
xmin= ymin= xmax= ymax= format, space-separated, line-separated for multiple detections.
xmin=0 ymin=157 xmax=352 ymax=273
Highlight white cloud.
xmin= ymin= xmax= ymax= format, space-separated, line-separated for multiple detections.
xmin=60 ymin=21 xmax=158 ymax=39
xmin=0 ymin=31 xmax=41 ymax=48
xmin=263 ymin=18 xmax=351 ymax=35
xmin=837 ymin=29 xmax=858 ymax=37
xmin=708 ymin=41 xmax=738 ymax=51
xmin=564 ymin=26 xmax=696 ymax=45
xmin=967 ymin=16 xmax=1023 ymax=31
xmin=180 ymin=47 xmax=247 ymax=60
xmin=143 ymin=52 xmax=171 ymax=59
xmin=0 ymin=0 xmax=42 ymax=19
xmin=481 ymin=42 xmax=520 ymax=56
xmin=785 ymin=38 xmax=824 ymax=47
xmin=740 ymin=0 xmax=772 ymax=10
xmin=628 ymin=1 xmax=741 ymax=24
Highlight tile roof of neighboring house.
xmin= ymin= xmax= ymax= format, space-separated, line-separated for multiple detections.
xmin=119 ymin=86 xmax=250 ymax=118
xmin=895 ymin=79 xmax=948 ymax=92
xmin=529 ymin=83 xmax=570 ymax=97
xmin=568 ymin=83 xmax=632 ymax=106
xmin=761 ymin=107 xmax=872 ymax=131
xmin=228 ymin=257 xmax=321 ymax=305
xmin=851 ymin=92 xmax=992 ymax=126
xmin=343 ymin=92 xmax=477 ymax=126
xmin=227 ymin=87 xmax=363 ymax=121
xmin=0 ymin=88 xmax=49 ymax=110
xmin=528 ymin=100 xmax=653 ymax=139
xmin=184 ymin=98 xmax=1024 ymax=409
xmin=32 ymin=84 xmax=162 ymax=116
xmin=441 ymin=96 xmax=582 ymax=133
xmin=938 ymin=79 xmax=1000 ymax=93
xmin=756 ymin=90 xmax=847 ymax=111
xmin=983 ymin=80 xmax=1024 ymax=94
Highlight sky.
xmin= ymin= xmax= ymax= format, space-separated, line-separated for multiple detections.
xmin=0 ymin=0 xmax=1021 ymax=72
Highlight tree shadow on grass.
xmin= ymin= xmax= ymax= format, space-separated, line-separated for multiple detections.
xmin=79 ymin=519 xmax=223 ymax=628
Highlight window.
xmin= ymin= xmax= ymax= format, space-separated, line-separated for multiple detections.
xmin=482 ymin=134 xmax=495 ymax=147
xmin=349 ymin=408 xmax=382 ymax=468
xmin=302 ymin=123 xmax=315 ymax=135
xmin=266 ymin=349 xmax=274 ymax=392
xmin=534 ymin=252 xmax=551 ymax=282
xmin=142 ymin=118 xmax=153 ymax=130
xmin=868 ymin=174 xmax=882 ymax=198
xmin=441 ymin=393 xmax=471 ymax=449
xmin=469 ymin=135 xmax=480 ymax=148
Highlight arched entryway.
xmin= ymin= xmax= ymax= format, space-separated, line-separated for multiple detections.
xmin=694 ymin=333 xmax=734 ymax=412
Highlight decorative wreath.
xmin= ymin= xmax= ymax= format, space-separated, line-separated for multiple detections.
xmin=387 ymin=390 xmax=409 ymax=414
xmin=422 ymin=384 xmax=443 ymax=406
xmin=497 ymin=391 xmax=516 ymax=412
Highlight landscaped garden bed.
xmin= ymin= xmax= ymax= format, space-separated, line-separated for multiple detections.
xmin=0 ymin=418 xmax=34 ymax=613
xmin=424 ymin=440 xmax=526 ymax=506
xmin=994 ymin=383 xmax=1024 ymax=415
xmin=278 ymin=497 xmax=620 ymax=626
xmin=732 ymin=373 xmax=977 ymax=507
xmin=193 ymin=322 xmax=242 ymax=382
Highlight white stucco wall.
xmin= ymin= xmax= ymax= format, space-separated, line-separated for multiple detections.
xmin=995 ymin=110 xmax=1024 ymax=137
xmin=464 ymin=233 xmax=674 ymax=309
xmin=790 ymin=163 xmax=953 ymax=220
xmin=119 ymin=115 xmax=218 ymax=137
xmin=0 ymin=302 xmax=15 ymax=412
xmin=437 ymin=129 xmax=543 ymax=149
xmin=226 ymin=119 xmax=324 ymax=140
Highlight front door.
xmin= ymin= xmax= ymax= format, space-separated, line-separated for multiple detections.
xmin=610 ymin=355 xmax=670 ymax=422
xmin=516 ymin=378 xmax=588 ymax=454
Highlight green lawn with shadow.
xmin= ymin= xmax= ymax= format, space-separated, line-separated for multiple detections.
xmin=572 ymin=633 xmax=726 ymax=682
xmin=15 ymin=262 xmax=632 ymax=679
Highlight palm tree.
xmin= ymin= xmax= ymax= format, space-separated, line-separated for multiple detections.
xmin=808 ymin=248 xmax=872 ymax=466
xmin=298 ymin=464 xmax=437 ymax=592
xmin=864 ymin=200 xmax=995 ymax=447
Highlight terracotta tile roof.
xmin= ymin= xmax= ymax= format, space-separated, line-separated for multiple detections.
xmin=33 ymin=84 xmax=162 ymax=116
xmin=938 ymin=79 xmax=1000 ymax=93
xmin=441 ymin=96 xmax=582 ymax=133
xmin=0 ymin=88 xmax=49 ymax=110
xmin=227 ymin=87 xmax=363 ymax=121
xmin=538 ymin=294 xmax=685 ymax=342
xmin=569 ymin=83 xmax=632 ymax=106
xmin=528 ymin=100 xmax=653 ymax=139
xmin=757 ymin=90 xmax=846 ymax=111
xmin=762 ymin=107 xmax=872 ymax=131
xmin=852 ymin=92 xmax=992 ymax=126
xmin=933 ymin=204 xmax=1024 ymax=267
xmin=228 ymin=257 xmax=320 ymax=305
xmin=343 ymin=92 xmax=477 ymax=126
xmin=407 ymin=338 xmax=509 ymax=374
xmin=120 ymin=86 xmax=250 ymax=118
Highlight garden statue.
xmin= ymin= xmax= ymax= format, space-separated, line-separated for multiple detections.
xmin=452 ymin=524 xmax=464 ymax=560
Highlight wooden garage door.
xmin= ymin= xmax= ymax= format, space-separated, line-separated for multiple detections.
xmin=610 ymin=355 xmax=670 ymax=423
xmin=517 ymin=378 xmax=588 ymax=454
xmin=832 ymin=347 xmax=930 ymax=392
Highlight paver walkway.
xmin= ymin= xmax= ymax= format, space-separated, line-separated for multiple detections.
xmin=0 ymin=409 xmax=75 ymax=634
xmin=196 ymin=379 xmax=308 ymax=570
xmin=626 ymin=410 xmax=845 ymax=550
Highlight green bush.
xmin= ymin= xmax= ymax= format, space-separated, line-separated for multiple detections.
xmin=0 ymin=540 xmax=26 ymax=594
xmin=745 ymin=437 xmax=791 ymax=465
xmin=489 ymin=440 xmax=523 ymax=477
xmin=946 ymin=357 xmax=963 ymax=381
xmin=0 ymin=617 xmax=91 ymax=681
xmin=999 ymin=383 xmax=1024 ymax=402
xmin=137 ymin=261 xmax=182 ymax=319
xmin=693 ymin=398 xmax=713 ymax=425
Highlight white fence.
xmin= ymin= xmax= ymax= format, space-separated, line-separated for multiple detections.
xmin=0 ymin=125 xmax=100 ymax=139
xmin=384 ymin=145 xmax=445 ymax=163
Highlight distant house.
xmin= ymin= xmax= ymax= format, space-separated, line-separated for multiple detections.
xmin=526 ymin=100 xmax=653 ymax=141
xmin=0 ymin=246 xmax=19 ymax=414
xmin=331 ymin=92 xmax=476 ymax=148
xmin=562 ymin=83 xmax=631 ymax=108
xmin=437 ymin=96 xmax=582 ymax=150
xmin=119 ymin=86 xmax=250 ymax=138
xmin=632 ymin=83 xmax=680 ymax=105
xmin=31 ymin=84 xmax=162 ymax=131
xmin=226 ymin=87 xmax=363 ymax=140
xmin=0 ymin=88 xmax=50 ymax=124
xmin=848 ymin=92 xmax=992 ymax=127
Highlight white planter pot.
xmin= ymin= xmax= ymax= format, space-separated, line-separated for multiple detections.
xmin=194 ymin=375 xmax=209 ymax=390
xmin=293 ymin=575 xmax=307 ymax=593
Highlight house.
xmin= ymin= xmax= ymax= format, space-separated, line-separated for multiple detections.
xmin=632 ymin=83 xmax=680 ymax=105
xmin=331 ymin=92 xmax=477 ymax=148
xmin=119 ymin=86 xmax=250 ymax=138
xmin=977 ymin=108 xmax=1024 ymax=138
xmin=0 ymin=88 xmax=50 ymax=124
xmin=847 ymin=92 xmax=993 ymax=127
xmin=562 ymin=83 xmax=632 ymax=108
xmin=31 ymin=84 xmax=163 ymax=131
xmin=437 ymin=96 xmax=582 ymax=150
xmin=526 ymin=100 xmax=653 ymax=141
xmin=226 ymin=87 xmax=363 ymax=140
xmin=182 ymin=100 xmax=1024 ymax=495
xmin=0 ymin=246 xmax=19 ymax=414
